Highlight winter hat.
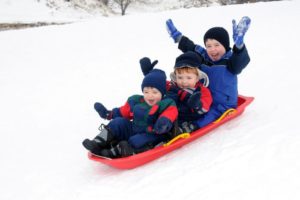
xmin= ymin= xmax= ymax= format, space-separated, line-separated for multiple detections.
xmin=174 ymin=51 xmax=203 ymax=68
xmin=203 ymin=27 xmax=230 ymax=52
xmin=172 ymin=51 xmax=209 ymax=87
xmin=141 ymin=69 xmax=167 ymax=96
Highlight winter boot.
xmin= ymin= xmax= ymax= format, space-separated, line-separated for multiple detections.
xmin=99 ymin=141 xmax=134 ymax=158
xmin=82 ymin=124 xmax=114 ymax=153
xmin=167 ymin=119 xmax=180 ymax=139
xmin=179 ymin=122 xmax=198 ymax=133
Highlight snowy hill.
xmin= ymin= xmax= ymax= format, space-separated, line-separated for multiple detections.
xmin=1 ymin=0 xmax=300 ymax=200
xmin=0 ymin=0 xmax=214 ymax=22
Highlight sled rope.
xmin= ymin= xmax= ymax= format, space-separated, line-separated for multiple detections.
xmin=163 ymin=133 xmax=190 ymax=147
xmin=213 ymin=108 xmax=236 ymax=123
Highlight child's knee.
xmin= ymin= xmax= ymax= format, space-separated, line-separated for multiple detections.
xmin=128 ymin=134 xmax=148 ymax=149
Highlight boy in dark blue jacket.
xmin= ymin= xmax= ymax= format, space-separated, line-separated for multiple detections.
xmin=166 ymin=16 xmax=251 ymax=129
xmin=82 ymin=69 xmax=178 ymax=158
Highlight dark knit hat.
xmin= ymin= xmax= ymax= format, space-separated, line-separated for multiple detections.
xmin=174 ymin=51 xmax=203 ymax=68
xmin=203 ymin=27 xmax=230 ymax=52
xmin=141 ymin=69 xmax=166 ymax=96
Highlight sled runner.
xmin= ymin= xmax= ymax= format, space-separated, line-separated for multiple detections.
xmin=88 ymin=95 xmax=254 ymax=169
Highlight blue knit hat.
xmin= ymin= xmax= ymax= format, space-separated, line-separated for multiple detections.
xmin=203 ymin=27 xmax=231 ymax=52
xmin=141 ymin=69 xmax=166 ymax=96
xmin=174 ymin=51 xmax=203 ymax=68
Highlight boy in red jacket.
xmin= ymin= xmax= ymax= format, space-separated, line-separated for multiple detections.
xmin=140 ymin=51 xmax=212 ymax=133
xmin=82 ymin=68 xmax=178 ymax=158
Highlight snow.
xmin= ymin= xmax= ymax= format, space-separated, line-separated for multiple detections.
xmin=1 ymin=0 xmax=300 ymax=200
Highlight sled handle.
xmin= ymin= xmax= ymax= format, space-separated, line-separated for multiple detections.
xmin=163 ymin=133 xmax=191 ymax=147
xmin=213 ymin=108 xmax=236 ymax=124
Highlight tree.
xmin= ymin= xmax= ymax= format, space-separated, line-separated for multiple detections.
xmin=99 ymin=0 xmax=109 ymax=5
xmin=179 ymin=0 xmax=213 ymax=8
xmin=113 ymin=0 xmax=134 ymax=15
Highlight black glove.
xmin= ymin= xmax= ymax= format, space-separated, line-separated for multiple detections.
xmin=167 ymin=82 xmax=193 ymax=102
xmin=187 ymin=91 xmax=202 ymax=111
xmin=139 ymin=57 xmax=158 ymax=75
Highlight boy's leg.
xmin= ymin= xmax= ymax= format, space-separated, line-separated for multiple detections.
xmin=195 ymin=106 xmax=225 ymax=128
xmin=107 ymin=117 xmax=134 ymax=140
xmin=99 ymin=129 xmax=169 ymax=158
xmin=99 ymin=140 xmax=135 ymax=158
xmin=128 ymin=133 xmax=168 ymax=150
xmin=82 ymin=123 xmax=115 ymax=153
xmin=82 ymin=117 xmax=133 ymax=154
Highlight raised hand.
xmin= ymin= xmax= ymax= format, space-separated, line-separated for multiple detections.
xmin=139 ymin=57 xmax=158 ymax=75
xmin=94 ymin=102 xmax=112 ymax=120
xmin=166 ymin=19 xmax=182 ymax=43
xmin=232 ymin=16 xmax=251 ymax=49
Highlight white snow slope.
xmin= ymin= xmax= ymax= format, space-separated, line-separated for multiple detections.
xmin=0 ymin=1 xmax=300 ymax=200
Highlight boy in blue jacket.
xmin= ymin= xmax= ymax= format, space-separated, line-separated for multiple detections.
xmin=165 ymin=16 xmax=251 ymax=129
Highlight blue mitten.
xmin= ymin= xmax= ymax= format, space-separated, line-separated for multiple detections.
xmin=166 ymin=19 xmax=182 ymax=43
xmin=94 ymin=102 xmax=112 ymax=120
xmin=139 ymin=57 xmax=158 ymax=75
xmin=232 ymin=16 xmax=251 ymax=49
xmin=154 ymin=117 xmax=173 ymax=134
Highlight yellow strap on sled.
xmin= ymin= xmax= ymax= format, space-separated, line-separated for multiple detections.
xmin=213 ymin=108 xmax=236 ymax=124
xmin=163 ymin=108 xmax=236 ymax=147
xmin=163 ymin=133 xmax=190 ymax=147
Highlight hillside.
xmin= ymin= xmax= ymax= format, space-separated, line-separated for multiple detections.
xmin=1 ymin=1 xmax=300 ymax=200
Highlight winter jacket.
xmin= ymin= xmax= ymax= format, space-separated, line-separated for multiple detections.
xmin=178 ymin=36 xmax=250 ymax=127
xmin=110 ymin=94 xmax=178 ymax=134
xmin=166 ymin=80 xmax=212 ymax=124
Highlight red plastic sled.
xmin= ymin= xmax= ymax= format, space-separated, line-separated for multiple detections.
xmin=88 ymin=95 xmax=254 ymax=169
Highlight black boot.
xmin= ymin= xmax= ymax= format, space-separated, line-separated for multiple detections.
xmin=167 ymin=119 xmax=180 ymax=139
xmin=82 ymin=124 xmax=114 ymax=153
xmin=118 ymin=141 xmax=135 ymax=157
xmin=82 ymin=139 xmax=99 ymax=151
xmin=179 ymin=122 xmax=198 ymax=133
xmin=99 ymin=141 xmax=134 ymax=158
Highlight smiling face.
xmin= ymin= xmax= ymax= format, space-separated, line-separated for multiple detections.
xmin=143 ymin=87 xmax=162 ymax=106
xmin=205 ymin=39 xmax=226 ymax=61
xmin=175 ymin=67 xmax=199 ymax=89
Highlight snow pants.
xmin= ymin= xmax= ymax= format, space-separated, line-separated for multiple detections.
xmin=107 ymin=117 xmax=168 ymax=149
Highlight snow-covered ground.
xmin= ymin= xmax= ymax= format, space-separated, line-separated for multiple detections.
xmin=0 ymin=0 xmax=107 ymax=22
xmin=1 ymin=0 xmax=300 ymax=200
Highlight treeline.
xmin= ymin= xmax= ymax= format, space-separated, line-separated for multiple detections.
xmin=53 ymin=0 xmax=281 ymax=16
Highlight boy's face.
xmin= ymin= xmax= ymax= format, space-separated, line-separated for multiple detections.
xmin=205 ymin=39 xmax=226 ymax=61
xmin=143 ymin=87 xmax=162 ymax=106
xmin=175 ymin=71 xmax=199 ymax=89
